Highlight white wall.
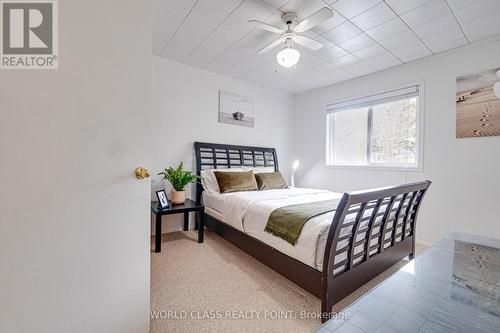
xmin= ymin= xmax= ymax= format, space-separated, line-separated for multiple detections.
xmin=0 ymin=1 xmax=152 ymax=332
xmin=152 ymin=56 xmax=294 ymax=232
xmin=293 ymin=39 xmax=500 ymax=244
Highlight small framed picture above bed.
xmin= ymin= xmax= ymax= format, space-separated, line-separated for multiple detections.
xmin=219 ymin=90 xmax=255 ymax=128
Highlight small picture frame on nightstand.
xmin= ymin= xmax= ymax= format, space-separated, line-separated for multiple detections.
xmin=156 ymin=190 xmax=169 ymax=210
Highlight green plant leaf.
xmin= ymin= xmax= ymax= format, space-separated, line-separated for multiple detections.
xmin=158 ymin=162 xmax=201 ymax=191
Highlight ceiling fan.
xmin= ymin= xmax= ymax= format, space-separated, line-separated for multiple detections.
xmin=249 ymin=7 xmax=333 ymax=68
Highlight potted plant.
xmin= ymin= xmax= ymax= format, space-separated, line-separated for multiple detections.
xmin=158 ymin=162 xmax=199 ymax=204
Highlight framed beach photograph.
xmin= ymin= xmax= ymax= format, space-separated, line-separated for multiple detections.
xmin=156 ymin=190 xmax=169 ymax=210
xmin=456 ymin=68 xmax=500 ymax=138
xmin=219 ymin=90 xmax=255 ymax=128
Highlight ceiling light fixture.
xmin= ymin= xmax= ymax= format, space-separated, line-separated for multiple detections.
xmin=276 ymin=46 xmax=300 ymax=68
xmin=248 ymin=8 xmax=333 ymax=68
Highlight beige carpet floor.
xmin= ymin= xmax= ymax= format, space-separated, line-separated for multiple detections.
xmin=150 ymin=230 xmax=427 ymax=333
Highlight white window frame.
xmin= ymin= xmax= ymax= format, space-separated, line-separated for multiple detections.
xmin=326 ymin=83 xmax=424 ymax=171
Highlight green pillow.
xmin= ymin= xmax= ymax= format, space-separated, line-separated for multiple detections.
xmin=255 ymin=172 xmax=288 ymax=190
xmin=214 ymin=171 xmax=258 ymax=193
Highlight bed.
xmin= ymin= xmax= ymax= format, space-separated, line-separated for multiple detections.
xmin=194 ymin=142 xmax=431 ymax=322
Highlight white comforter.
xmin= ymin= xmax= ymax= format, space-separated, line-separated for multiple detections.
xmin=207 ymin=187 xmax=343 ymax=270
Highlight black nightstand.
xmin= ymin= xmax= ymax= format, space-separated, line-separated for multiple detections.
xmin=151 ymin=198 xmax=204 ymax=253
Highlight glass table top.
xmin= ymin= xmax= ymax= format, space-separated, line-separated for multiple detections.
xmin=316 ymin=232 xmax=500 ymax=333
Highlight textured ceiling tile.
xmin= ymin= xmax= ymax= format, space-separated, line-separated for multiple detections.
xmin=384 ymin=0 xmax=432 ymax=15
xmin=364 ymin=51 xmax=401 ymax=67
xmin=420 ymin=26 xmax=465 ymax=48
xmin=153 ymin=0 xmax=198 ymax=15
xmin=350 ymin=3 xmax=396 ymax=31
xmin=316 ymin=45 xmax=349 ymax=62
xmin=460 ymin=10 xmax=500 ymax=41
xmin=424 ymin=36 xmax=468 ymax=53
xmin=152 ymin=4 xmax=185 ymax=55
xmin=411 ymin=13 xmax=460 ymax=39
xmin=339 ymin=33 xmax=375 ymax=52
xmin=280 ymin=0 xmax=331 ymax=20
xmin=452 ymin=0 xmax=500 ymax=24
xmin=391 ymin=41 xmax=433 ymax=62
xmin=206 ymin=0 xmax=245 ymax=12
xmin=153 ymin=0 xmax=499 ymax=94
xmin=331 ymin=0 xmax=382 ymax=19
xmin=263 ymin=0 xmax=291 ymax=9
xmin=332 ymin=54 xmax=360 ymax=68
xmin=378 ymin=30 xmax=419 ymax=50
xmin=446 ymin=0 xmax=481 ymax=10
xmin=310 ymin=10 xmax=346 ymax=34
xmin=342 ymin=62 xmax=377 ymax=76
xmin=352 ymin=43 xmax=387 ymax=60
xmin=321 ymin=21 xmax=363 ymax=44
xmin=400 ymin=0 xmax=450 ymax=27
xmin=365 ymin=17 xmax=408 ymax=41
xmin=372 ymin=58 xmax=403 ymax=70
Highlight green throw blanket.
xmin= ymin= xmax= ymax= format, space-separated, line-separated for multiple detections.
xmin=264 ymin=199 xmax=340 ymax=245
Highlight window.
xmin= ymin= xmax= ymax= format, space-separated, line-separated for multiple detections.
xmin=326 ymin=85 xmax=422 ymax=169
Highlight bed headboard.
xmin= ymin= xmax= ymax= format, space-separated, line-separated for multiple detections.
xmin=194 ymin=142 xmax=279 ymax=204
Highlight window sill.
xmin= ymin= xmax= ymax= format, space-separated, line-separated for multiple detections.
xmin=325 ymin=164 xmax=423 ymax=172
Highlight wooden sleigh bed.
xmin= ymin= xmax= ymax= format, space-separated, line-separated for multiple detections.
xmin=194 ymin=141 xmax=431 ymax=322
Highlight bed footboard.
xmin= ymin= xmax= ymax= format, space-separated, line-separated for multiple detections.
xmin=321 ymin=181 xmax=431 ymax=322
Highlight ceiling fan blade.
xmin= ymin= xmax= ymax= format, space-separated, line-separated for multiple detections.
xmin=295 ymin=7 xmax=334 ymax=33
xmin=257 ymin=38 xmax=283 ymax=54
xmin=295 ymin=35 xmax=324 ymax=51
xmin=248 ymin=20 xmax=284 ymax=34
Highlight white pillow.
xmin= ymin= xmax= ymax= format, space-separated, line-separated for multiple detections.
xmin=242 ymin=166 xmax=276 ymax=174
xmin=200 ymin=168 xmax=243 ymax=193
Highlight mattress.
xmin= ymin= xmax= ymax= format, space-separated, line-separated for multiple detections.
xmin=202 ymin=191 xmax=226 ymax=216
xmin=202 ymin=188 xmax=343 ymax=271
xmin=204 ymin=206 xmax=223 ymax=221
